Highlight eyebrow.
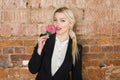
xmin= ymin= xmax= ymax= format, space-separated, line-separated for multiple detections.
xmin=54 ymin=17 xmax=66 ymax=19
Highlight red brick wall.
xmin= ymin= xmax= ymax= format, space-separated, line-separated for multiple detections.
xmin=0 ymin=0 xmax=120 ymax=80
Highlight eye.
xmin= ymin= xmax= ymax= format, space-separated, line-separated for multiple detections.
xmin=53 ymin=19 xmax=57 ymax=21
xmin=61 ymin=20 xmax=66 ymax=22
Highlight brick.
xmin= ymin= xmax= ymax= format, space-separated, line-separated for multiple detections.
xmin=76 ymin=24 xmax=86 ymax=35
xmin=1 ymin=23 xmax=12 ymax=37
xmin=52 ymin=0 xmax=65 ymax=8
xmin=64 ymin=0 xmax=76 ymax=7
xmin=104 ymin=9 xmax=112 ymax=21
xmin=0 ymin=0 xmax=2 ymax=9
xmin=109 ymin=0 xmax=120 ymax=9
xmin=28 ymin=0 xmax=40 ymax=8
xmin=83 ymin=46 xmax=89 ymax=52
xmin=111 ymin=60 xmax=120 ymax=66
xmin=83 ymin=60 xmax=100 ymax=67
xmin=85 ymin=0 xmax=120 ymax=9
xmin=99 ymin=22 xmax=112 ymax=36
xmin=11 ymin=24 xmax=25 ymax=36
xmin=0 ymin=47 xmax=2 ymax=54
xmin=15 ymin=47 xmax=25 ymax=54
xmin=14 ymin=10 xmax=30 ymax=23
xmin=22 ymin=24 xmax=37 ymax=36
xmin=0 ymin=23 xmax=1 ymax=35
xmin=10 ymin=55 xmax=31 ymax=67
xmin=20 ymin=68 xmax=36 ymax=80
xmin=114 ymin=45 xmax=120 ymax=52
xmin=98 ymin=38 xmax=111 ymax=45
xmin=86 ymin=0 xmax=105 ymax=8
xmin=82 ymin=72 xmax=89 ymax=80
xmin=110 ymin=9 xmax=120 ymax=22
xmin=87 ymin=39 xmax=99 ymax=45
xmin=3 ymin=47 xmax=14 ymax=54
xmin=11 ymin=54 xmax=31 ymax=61
xmin=77 ymin=39 xmax=87 ymax=45
xmin=11 ymin=40 xmax=24 ymax=46
xmin=0 ymin=39 xmax=21 ymax=47
xmin=85 ymin=21 xmax=99 ymax=36
xmin=106 ymin=54 xmax=120 ymax=59
xmin=37 ymin=24 xmax=46 ymax=35
xmin=0 ymin=10 xmax=1 ymax=22
xmin=38 ymin=8 xmax=54 ymax=23
xmin=90 ymin=46 xmax=101 ymax=52
xmin=0 ymin=68 xmax=6 ymax=78
xmin=25 ymin=46 xmax=34 ymax=54
xmin=40 ymin=0 xmax=53 ymax=8
xmin=85 ymin=8 xmax=106 ymax=22
xmin=83 ymin=54 xmax=105 ymax=60
xmin=88 ymin=68 xmax=104 ymax=80
xmin=72 ymin=8 xmax=84 ymax=23
xmin=0 ymin=55 xmax=9 ymax=68
xmin=112 ymin=38 xmax=120 ymax=45
xmin=16 ymin=0 xmax=28 ymax=9
xmin=2 ymin=0 xmax=28 ymax=9
xmin=80 ymin=38 xmax=99 ymax=45
xmin=24 ymin=39 xmax=36 ymax=46
xmin=10 ymin=54 xmax=31 ymax=67
xmin=76 ymin=0 xmax=86 ymax=8
xmin=6 ymin=68 xmax=21 ymax=80
xmin=1 ymin=10 xmax=15 ymax=23
xmin=105 ymin=60 xmax=120 ymax=66
xmin=30 ymin=9 xmax=40 ymax=23
xmin=102 ymin=45 xmax=113 ymax=52
xmin=112 ymin=23 xmax=120 ymax=36
xmin=2 ymin=0 xmax=16 ymax=9
xmin=111 ymin=68 xmax=120 ymax=78
xmin=0 ymin=40 xmax=12 ymax=47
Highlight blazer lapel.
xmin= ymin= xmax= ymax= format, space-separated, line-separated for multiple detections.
xmin=53 ymin=38 xmax=73 ymax=78
xmin=44 ymin=34 xmax=56 ymax=77
xmin=44 ymin=34 xmax=73 ymax=78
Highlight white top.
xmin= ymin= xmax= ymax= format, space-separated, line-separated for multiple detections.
xmin=51 ymin=37 xmax=69 ymax=76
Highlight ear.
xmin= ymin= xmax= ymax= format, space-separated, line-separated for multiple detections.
xmin=69 ymin=22 xmax=74 ymax=29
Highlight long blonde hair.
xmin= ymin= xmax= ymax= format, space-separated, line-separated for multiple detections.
xmin=53 ymin=7 xmax=79 ymax=64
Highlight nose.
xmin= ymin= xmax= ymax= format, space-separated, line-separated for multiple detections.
xmin=54 ymin=21 xmax=60 ymax=27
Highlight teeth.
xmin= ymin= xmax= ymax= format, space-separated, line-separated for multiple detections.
xmin=56 ymin=27 xmax=61 ymax=30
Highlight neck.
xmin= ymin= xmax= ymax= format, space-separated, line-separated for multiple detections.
xmin=56 ymin=33 xmax=69 ymax=42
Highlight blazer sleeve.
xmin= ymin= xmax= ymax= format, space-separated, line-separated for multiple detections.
xmin=72 ymin=45 xmax=83 ymax=80
xmin=28 ymin=40 xmax=48 ymax=74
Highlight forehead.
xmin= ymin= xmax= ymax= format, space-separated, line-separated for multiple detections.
xmin=54 ymin=12 xmax=67 ymax=19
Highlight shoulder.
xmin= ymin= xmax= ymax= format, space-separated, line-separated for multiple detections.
xmin=77 ymin=44 xmax=83 ymax=59
xmin=46 ymin=34 xmax=55 ymax=44
xmin=48 ymin=33 xmax=56 ymax=39
xmin=77 ymin=44 xmax=83 ymax=52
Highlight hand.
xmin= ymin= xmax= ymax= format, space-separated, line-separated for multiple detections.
xmin=37 ymin=35 xmax=49 ymax=55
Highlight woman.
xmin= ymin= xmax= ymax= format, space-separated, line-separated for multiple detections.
xmin=28 ymin=7 xmax=82 ymax=80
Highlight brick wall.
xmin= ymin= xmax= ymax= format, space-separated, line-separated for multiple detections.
xmin=0 ymin=0 xmax=120 ymax=80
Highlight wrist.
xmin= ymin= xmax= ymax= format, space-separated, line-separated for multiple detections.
xmin=37 ymin=47 xmax=42 ymax=55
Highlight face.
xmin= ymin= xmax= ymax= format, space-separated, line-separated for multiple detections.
xmin=53 ymin=12 xmax=71 ymax=36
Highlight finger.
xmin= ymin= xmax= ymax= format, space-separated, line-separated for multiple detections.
xmin=38 ymin=38 xmax=47 ymax=46
xmin=38 ymin=36 xmax=49 ymax=41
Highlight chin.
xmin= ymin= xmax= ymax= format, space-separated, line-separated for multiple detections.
xmin=56 ymin=32 xmax=63 ymax=35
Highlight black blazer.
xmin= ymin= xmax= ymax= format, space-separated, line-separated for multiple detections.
xmin=28 ymin=34 xmax=83 ymax=80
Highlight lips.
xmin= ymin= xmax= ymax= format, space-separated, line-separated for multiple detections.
xmin=56 ymin=27 xmax=61 ymax=31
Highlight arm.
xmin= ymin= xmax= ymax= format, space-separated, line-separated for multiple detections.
xmin=28 ymin=44 xmax=44 ymax=74
xmin=72 ymin=45 xmax=83 ymax=80
xmin=28 ymin=35 xmax=49 ymax=74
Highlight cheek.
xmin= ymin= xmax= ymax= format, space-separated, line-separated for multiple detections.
xmin=62 ymin=23 xmax=70 ymax=31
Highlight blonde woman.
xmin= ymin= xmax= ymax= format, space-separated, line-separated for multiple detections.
xmin=28 ymin=7 xmax=83 ymax=80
